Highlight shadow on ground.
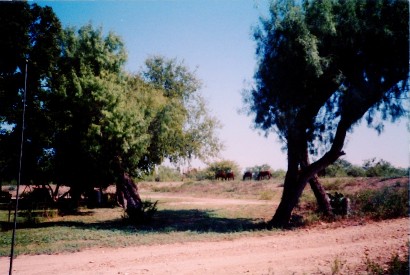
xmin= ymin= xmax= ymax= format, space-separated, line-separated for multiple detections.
xmin=1 ymin=208 xmax=268 ymax=233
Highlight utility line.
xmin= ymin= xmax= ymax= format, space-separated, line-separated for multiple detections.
xmin=9 ymin=59 xmax=28 ymax=275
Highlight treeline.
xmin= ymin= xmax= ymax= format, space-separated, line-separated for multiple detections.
xmin=323 ymin=158 xmax=407 ymax=178
xmin=147 ymin=158 xmax=408 ymax=182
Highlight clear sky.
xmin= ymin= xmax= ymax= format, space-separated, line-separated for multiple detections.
xmin=38 ymin=0 xmax=409 ymax=171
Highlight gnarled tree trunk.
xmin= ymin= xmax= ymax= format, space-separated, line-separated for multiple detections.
xmin=116 ymin=172 xmax=143 ymax=217
xmin=270 ymin=123 xmax=348 ymax=228
xmin=308 ymin=176 xmax=332 ymax=215
xmin=300 ymin=148 xmax=333 ymax=216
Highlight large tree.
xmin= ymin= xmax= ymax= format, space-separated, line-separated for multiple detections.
xmin=0 ymin=2 xmax=62 ymax=185
xmin=0 ymin=2 xmax=223 ymax=221
xmin=51 ymin=28 xmax=222 ymax=217
xmin=244 ymin=0 xmax=408 ymax=227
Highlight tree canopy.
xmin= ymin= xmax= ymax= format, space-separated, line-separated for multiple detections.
xmin=244 ymin=0 xmax=409 ymax=226
xmin=0 ymin=2 xmax=62 ymax=185
xmin=0 ymin=3 xmax=223 ymax=217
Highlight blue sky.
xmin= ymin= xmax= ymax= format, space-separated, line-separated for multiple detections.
xmin=38 ymin=0 xmax=408 ymax=171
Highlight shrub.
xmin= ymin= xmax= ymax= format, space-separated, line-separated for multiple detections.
xmin=363 ymin=158 xmax=408 ymax=178
xmin=124 ymin=200 xmax=158 ymax=224
xmin=354 ymin=187 xmax=408 ymax=219
xmin=364 ymin=252 xmax=409 ymax=275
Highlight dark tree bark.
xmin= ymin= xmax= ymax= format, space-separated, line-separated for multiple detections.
xmin=115 ymin=172 xmax=143 ymax=214
xmin=270 ymin=122 xmax=349 ymax=228
xmin=308 ymin=176 xmax=332 ymax=215
xmin=300 ymin=148 xmax=333 ymax=216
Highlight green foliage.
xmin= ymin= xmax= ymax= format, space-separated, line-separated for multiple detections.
xmin=354 ymin=187 xmax=408 ymax=219
xmin=244 ymin=0 xmax=408 ymax=226
xmin=140 ymin=56 xmax=223 ymax=165
xmin=324 ymin=158 xmax=407 ymax=178
xmin=51 ymin=25 xmax=152 ymax=188
xmin=362 ymin=158 xmax=407 ymax=178
xmin=0 ymin=2 xmax=223 ymax=204
xmin=0 ymin=2 xmax=62 ymax=184
xmin=386 ymin=253 xmax=409 ymax=275
xmin=325 ymin=159 xmax=366 ymax=177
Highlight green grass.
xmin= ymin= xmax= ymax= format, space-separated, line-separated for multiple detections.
xmin=0 ymin=204 xmax=274 ymax=256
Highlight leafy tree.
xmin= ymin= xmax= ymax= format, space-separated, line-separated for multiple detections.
xmin=244 ymin=0 xmax=408 ymax=227
xmin=0 ymin=2 xmax=62 ymax=186
xmin=140 ymin=56 xmax=223 ymax=166
xmin=50 ymin=30 xmax=223 ymax=217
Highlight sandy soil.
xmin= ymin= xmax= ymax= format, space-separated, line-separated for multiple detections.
xmin=2 ymin=217 xmax=408 ymax=274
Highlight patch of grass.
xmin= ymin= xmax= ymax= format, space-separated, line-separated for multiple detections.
xmin=364 ymin=256 xmax=385 ymax=274
xmin=0 ymin=205 xmax=274 ymax=256
xmin=387 ymin=253 xmax=409 ymax=275
xmin=364 ymin=252 xmax=409 ymax=275
xmin=322 ymin=178 xmax=351 ymax=192
xmin=259 ymin=190 xmax=276 ymax=200
xmin=330 ymin=256 xmax=347 ymax=275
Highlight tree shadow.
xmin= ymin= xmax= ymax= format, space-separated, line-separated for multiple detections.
xmin=1 ymin=208 xmax=268 ymax=233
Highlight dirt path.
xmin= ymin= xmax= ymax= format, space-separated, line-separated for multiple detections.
xmin=2 ymin=218 xmax=407 ymax=275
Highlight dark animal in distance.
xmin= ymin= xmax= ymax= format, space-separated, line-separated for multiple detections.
xmin=215 ymin=170 xmax=226 ymax=180
xmin=225 ymin=172 xmax=235 ymax=180
xmin=257 ymin=170 xmax=272 ymax=180
xmin=243 ymin=171 xmax=252 ymax=180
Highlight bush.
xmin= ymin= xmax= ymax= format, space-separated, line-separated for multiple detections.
xmin=124 ymin=200 xmax=158 ymax=224
xmin=354 ymin=187 xmax=408 ymax=219
xmin=363 ymin=158 xmax=408 ymax=178
xmin=365 ymin=252 xmax=409 ymax=275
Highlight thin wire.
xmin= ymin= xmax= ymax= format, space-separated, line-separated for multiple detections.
xmin=9 ymin=60 xmax=28 ymax=275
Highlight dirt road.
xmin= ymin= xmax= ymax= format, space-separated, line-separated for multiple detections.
xmin=2 ymin=218 xmax=407 ymax=275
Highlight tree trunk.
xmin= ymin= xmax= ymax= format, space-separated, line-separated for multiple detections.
xmin=269 ymin=143 xmax=306 ymax=228
xmin=308 ymin=176 xmax=332 ymax=215
xmin=269 ymin=175 xmax=308 ymax=228
xmin=300 ymin=149 xmax=333 ymax=215
xmin=269 ymin=123 xmax=348 ymax=228
xmin=116 ymin=171 xmax=143 ymax=218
